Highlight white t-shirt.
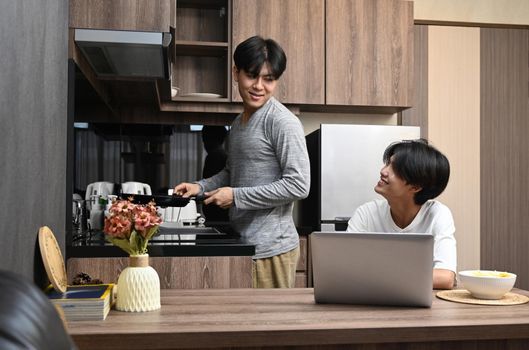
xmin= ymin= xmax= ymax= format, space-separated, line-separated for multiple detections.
xmin=347 ymin=199 xmax=457 ymax=272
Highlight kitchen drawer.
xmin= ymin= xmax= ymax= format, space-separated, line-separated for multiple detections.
xmin=67 ymin=256 xmax=252 ymax=289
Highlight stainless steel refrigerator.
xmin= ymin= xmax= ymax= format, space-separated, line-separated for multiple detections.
xmin=301 ymin=124 xmax=420 ymax=231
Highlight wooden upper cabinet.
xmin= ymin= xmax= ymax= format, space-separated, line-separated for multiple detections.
xmin=232 ymin=0 xmax=325 ymax=105
xmin=69 ymin=0 xmax=172 ymax=32
xmin=171 ymin=0 xmax=231 ymax=101
xmin=326 ymin=0 xmax=413 ymax=107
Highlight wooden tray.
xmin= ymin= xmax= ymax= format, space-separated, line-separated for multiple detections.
xmin=437 ymin=289 xmax=529 ymax=305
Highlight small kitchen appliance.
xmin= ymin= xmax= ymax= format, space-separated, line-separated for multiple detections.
xmin=85 ymin=182 xmax=115 ymax=230
xmin=85 ymin=182 xmax=115 ymax=206
xmin=121 ymin=181 xmax=152 ymax=195
xmin=162 ymin=189 xmax=202 ymax=225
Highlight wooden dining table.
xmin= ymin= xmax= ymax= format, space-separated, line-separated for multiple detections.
xmin=67 ymin=288 xmax=529 ymax=350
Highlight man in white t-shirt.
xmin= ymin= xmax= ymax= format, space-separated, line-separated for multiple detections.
xmin=347 ymin=139 xmax=456 ymax=289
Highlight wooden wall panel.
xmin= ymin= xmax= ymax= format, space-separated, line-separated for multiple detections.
xmin=401 ymin=25 xmax=429 ymax=139
xmin=414 ymin=0 xmax=529 ymax=27
xmin=0 ymin=0 xmax=68 ymax=283
xmin=428 ymin=26 xmax=481 ymax=273
xmin=480 ymin=28 xmax=529 ymax=289
xmin=232 ymin=0 xmax=325 ymax=105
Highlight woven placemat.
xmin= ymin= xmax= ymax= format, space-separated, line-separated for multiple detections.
xmin=436 ymin=289 xmax=529 ymax=305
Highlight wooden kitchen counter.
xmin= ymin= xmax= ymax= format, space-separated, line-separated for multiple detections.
xmin=68 ymin=288 xmax=529 ymax=350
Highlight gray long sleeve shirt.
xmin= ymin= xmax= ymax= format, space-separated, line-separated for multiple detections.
xmin=198 ymin=98 xmax=310 ymax=259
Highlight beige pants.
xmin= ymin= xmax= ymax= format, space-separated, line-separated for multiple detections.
xmin=252 ymin=246 xmax=300 ymax=288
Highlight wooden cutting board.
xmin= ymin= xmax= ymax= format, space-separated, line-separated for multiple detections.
xmin=38 ymin=226 xmax=67 ymax=293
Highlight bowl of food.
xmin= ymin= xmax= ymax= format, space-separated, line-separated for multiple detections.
xmin=458 ymin=270 xmax=516 ymax=300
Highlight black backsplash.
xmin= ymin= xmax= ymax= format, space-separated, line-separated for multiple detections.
xmin=73 ymin=123 xmax=206 ymax=197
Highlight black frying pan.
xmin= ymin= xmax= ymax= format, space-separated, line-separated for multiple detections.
xmin=119 ymin=194 xmax=205 ymax=207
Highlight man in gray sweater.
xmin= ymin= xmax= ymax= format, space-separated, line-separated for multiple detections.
xmin=174 ymin=36 xmax=310 ymax=288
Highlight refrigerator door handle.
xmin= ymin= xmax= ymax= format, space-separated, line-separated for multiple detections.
xmin=334 ymin=217 xmax=350 ymax=231
xmin=321 ymin=217 xmax=351 ymax=231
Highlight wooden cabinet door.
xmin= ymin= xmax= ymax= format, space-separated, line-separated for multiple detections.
xmin=69 ymin=0 xmax=171 ymax=32
xmin=326 ymin=0 xmax=413 ymax=107
xmin=232 ymin=0 xmax=325 ymax=104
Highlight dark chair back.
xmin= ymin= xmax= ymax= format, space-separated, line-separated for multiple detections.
xmin=0 ymin=270 xmax=77 ymax=350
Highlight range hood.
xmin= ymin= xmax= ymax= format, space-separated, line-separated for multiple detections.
xmin=74 ymin=29 xmax=171 ymax=79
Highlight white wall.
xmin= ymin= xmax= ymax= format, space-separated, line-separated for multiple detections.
xmin=414 ymin=0 xmax=529 ymax=26
xmin=427 ymin=26 xmax=481 ymax=272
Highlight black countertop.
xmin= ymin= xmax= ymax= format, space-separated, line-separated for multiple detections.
xmin=67 ymin=223 xmax=255 ymax=258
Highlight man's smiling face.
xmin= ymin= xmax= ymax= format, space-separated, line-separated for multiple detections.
xmin=233 ymin=64 xmax=278 ymax=115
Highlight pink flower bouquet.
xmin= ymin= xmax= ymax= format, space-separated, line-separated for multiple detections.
xmin=103 ymin=198 xmax=162 ymax=255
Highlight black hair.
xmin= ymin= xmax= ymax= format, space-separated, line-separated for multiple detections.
xmin=383 ymin=139 xmax=450 ymax=205
xmin=233 ymin=35 xmax=287 ymax=79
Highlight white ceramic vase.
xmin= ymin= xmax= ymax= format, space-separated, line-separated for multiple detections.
xmin=116 ymin=254 xmax=161 ymax=312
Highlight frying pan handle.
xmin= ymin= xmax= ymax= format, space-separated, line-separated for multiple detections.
xmin=193 ymin=194 xmax=206 ymax=202
xmin=170 ymin=194 xmax=206 ymax=203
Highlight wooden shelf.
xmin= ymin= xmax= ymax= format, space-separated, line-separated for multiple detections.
xmin=175 ymin=41 xmax=228 ymax=56
xmin=178 ymin=0 xmax=227 ymax=9
xmin=171 ymin=0 xmax=231 ymax=102
xmin=171 ymin=96 xmax=230 ymax=103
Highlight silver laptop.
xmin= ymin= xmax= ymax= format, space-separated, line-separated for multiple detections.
xmin=311 ymin=231 xmax=434 ymax=307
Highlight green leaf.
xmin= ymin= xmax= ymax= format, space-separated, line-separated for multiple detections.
xmin=129 ymin=231 xmax=140 ymax=255
xmin=145 ymin=226 xmax=159 ymax=241
xmin=139 ymin=239 xmax=148 ymax=255
xmin=105 ymin=236 xmax=132 ymax=255
xmin=137 ymin=233 xmax=147 ymax=255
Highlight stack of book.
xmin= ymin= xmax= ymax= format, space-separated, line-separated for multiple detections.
xmin=46 ymin=284 xmax=115 ymax=321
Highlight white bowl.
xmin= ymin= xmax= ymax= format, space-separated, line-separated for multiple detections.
xmin=458 ymin=270 xmax=516 ymax=300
